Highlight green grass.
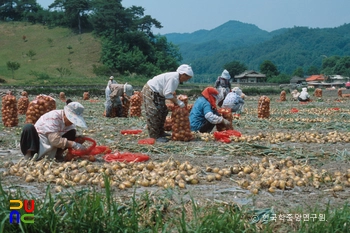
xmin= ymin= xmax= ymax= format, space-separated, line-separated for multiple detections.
xmin=0 ymin=178 xmax=349 ymax=233
xmin=0 ymin=22 xmax=102 ymax=85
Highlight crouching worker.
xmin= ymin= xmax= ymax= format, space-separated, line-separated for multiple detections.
xmin=20 ymin=102 xmax=88 ymax=161
xmin=108 ymin=83 xmax=134 ymax=117
xmin=222 ymin=87 xmax=245 ymax=113
xmin=291 ymin=89 xmax=300 ymax=101
xmin=298 ymin=87 xmax=310 ymax=102
xmin=190 ymin=87 xmax=231 ymax=133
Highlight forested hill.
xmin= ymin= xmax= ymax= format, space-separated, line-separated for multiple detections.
xmin=165 ymin=20 xmax=350 ymax=78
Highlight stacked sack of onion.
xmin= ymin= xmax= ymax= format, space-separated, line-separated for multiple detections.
xmin=83 ymin=92 xmax=90 ymax=100
xmin=121 ymin=96 xmax=130 ymax=117
xmin=2 ymin=93 xmax=19 ymax=127
xmin=164 ymin=116 xmax=172 ymax=131
xmin=129 ymin=91 xmax=142 ymax=117
xmin=171 ymin=95 xmax=193 ymax=141
xmin=280 ymin=90 xmax=286 ymax=101
xmin=258 ymin=96 xmax=270 ymax=118
xmin=59 ymin=92 xmax=66 ymax=102
xmin=216 ymin=108 xmax=233 ymax=131
xmin=314 ymin=88 xmax=322 ymax=97
xmin=338 ymin=89 xmax=342 ymax=97
xmin=26 ymin=95 xmax=56 ymax=124
xmin=17 ymin=91 xmax=29 ymax=115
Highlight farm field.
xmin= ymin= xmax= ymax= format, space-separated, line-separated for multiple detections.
xmin=0 ymin=91 xmax=350 ymax=232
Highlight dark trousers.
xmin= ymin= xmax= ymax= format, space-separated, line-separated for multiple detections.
xmin=199 ymin=120 xmax=216 ymax=133
xmin=298 ymin=97 xmax=309 ymax=102
xmin=20 ymin=124 xmax=76 ymax=156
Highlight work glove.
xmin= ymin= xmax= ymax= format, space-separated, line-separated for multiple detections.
xmin=222 ymin=119 xmax=231 ymax=126
xmin=177 ymin=99 xmax=185 ymax=108
xmin=72 ymin=142 xmax=87 ymax=151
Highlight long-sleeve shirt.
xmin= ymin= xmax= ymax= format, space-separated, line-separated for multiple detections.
xmin=222 ymin=92 xmax=244 ymax=109
xmin=189 ymin=97 xmax=223 ymax=131
xmin=147 ymin=72 xmax=180 ymax=99
xmin=299 ymin=90 xmax=310 ymax=100
xmin=35 ymin=110 xmax=76 ymax=158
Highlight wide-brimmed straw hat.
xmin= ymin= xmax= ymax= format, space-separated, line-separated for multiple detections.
xmin=64 ymin=102 xmax=87 ymax=128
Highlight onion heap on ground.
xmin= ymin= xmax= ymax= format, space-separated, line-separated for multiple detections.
xmin=2 ymin=158 xmax=201 ymax=190
xmin=280 ymin=90 xmax=286 ymax=101
xmin=2 ymin=93 xmax=19 ymax=127
xmin=121 ymin=96 xmax=130 ymax=117
xmin=314 ymin=88 xmax=322 ymax=97
xmin=258 ymin=95 xmax=270 ymax=118
xmin=17 ymin=91 xmax=29 ymax=115
xmin=129 ymin=91 xmax=142 ymax=117
xmin=171 ymin=95 xmax=193 ymax=141
xmin=216 ymin=108 xmax=233 ymax=131
xmin=25 ymin=95 xmax=56 ymax=124
xmin=59 ymin=92 xmax=66 ymax=102
xmin=83 ymin=92 xmax=90 ymax=100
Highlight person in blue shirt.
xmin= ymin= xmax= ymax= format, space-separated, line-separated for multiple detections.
xmin=189 ymin=87 xmax=231 ymax=133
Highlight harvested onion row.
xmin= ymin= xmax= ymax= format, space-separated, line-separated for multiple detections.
xmin=2 ymin=93 xmax=19 ymax=127
xmin=258 ymin=95 xmax=270 ymax=118
xmin=280 ymin=90 xmax=286 ymax=101
xmin=314 ymin=88 xmax=322 ymax=97
xmin=171 ymin=95 xmax=193 ymax=141
xmin=25 ymin=95 xmax=56 ymax=124
xmin=17 ymin=91 xmax=29 ymax=115
xmin=59 ymin=92 xmax=66 ymax=102
xmin=121 ymin=96 xmax=130 ymax=117
xmin=129 ymin=91 xmax=142 ymax=117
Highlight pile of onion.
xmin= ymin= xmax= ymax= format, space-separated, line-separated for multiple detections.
xmin=26 ymin=95 xmax=56 ymax=124
xmin=83 ymin=92 xmax=90 ymax=100
xmin=258 ymin=95 xmax=270 ymax=118
xmin=216 ymin=108 xmax=233 ymax=131
xmin=280 ymin=90 xmax=286 ymax=101
xmin=59 ymin=92 xmax=66 ymax=102
xmin=129 ymin=91 xmax=142 ymax=117
xmin=314 ymin=88 xmax=322 ymax=97
xmin=17 ymin=91 xmax=29 ymax=115
xmin=2 ymin=93 xmax=19 ymax=127
xmin=171 ymin=95 xmax=193 ymax=141
xmin=121 ymin=96 xmax=130 ymax=117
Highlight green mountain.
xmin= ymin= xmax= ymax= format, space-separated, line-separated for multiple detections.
xmin=165 ymin=20 xmax=350 ymax=81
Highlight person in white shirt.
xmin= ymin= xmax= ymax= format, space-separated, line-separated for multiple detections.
xmin=298 ymin=87 xmax=310 ymax=102
xmin=222 ymin=87 xmax=245 ymax=113
xmin=142 ymin=64 xmax=193 ymax=142
xmin=20 ymin=102 xmax=88 ymax=161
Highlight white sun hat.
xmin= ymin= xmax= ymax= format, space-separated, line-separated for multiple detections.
xmin=177 ymin=64 xmax=194 ymax=77
xmin=64 ymin=102 xmax=87 ymax=128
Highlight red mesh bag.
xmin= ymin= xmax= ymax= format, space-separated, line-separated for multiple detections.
xmin=213 ymin=130 xmax=242 ymax=143
xmin=103 ymin=152 xmax=150 ymax=163
xmin=121 ymin=129 xmax=142 ymax=135
xmin=138 ymin=138 xmax=156 ymax=145
xmin=68 ymin=137 xmax=97 ymax=156
xmin=291 ymin=108 xmax=299 ymax=113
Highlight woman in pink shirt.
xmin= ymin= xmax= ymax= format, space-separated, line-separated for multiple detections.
xmin=20 ymin=102 xmax=88 ymax=161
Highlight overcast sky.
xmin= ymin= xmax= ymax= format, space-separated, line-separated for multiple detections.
xmin=37 ymin=0 xmax=350 ymax=34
